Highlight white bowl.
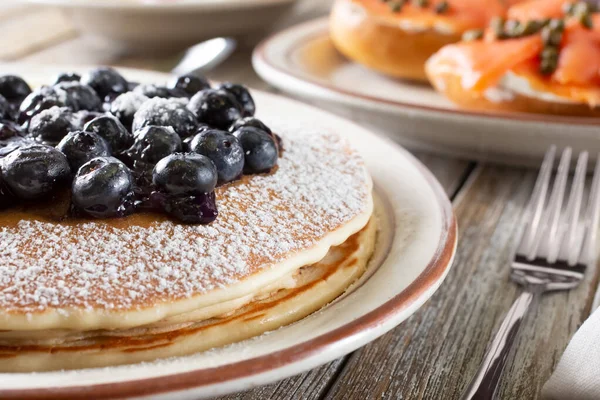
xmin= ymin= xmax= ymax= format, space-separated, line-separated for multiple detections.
xmin=23 ymin=0 xmax=298 ymax=53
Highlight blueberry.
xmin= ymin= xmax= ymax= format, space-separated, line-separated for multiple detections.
xmin=19 ymin=86 xmax=66 ymax=124
xmin=187 ymin=89 xmax=242 ymax=130
xmin=132 ymin=97 xmax=199 ymax=139
xmin=189 ymin=129 xmax=244 ymax=183
xmin=169 ymin=74 xmax=210 ymax=97
xmin=217 ymin=83 xmax=255 ymax=117
xmin=81 ymin=67 xmax=128 ymax=101
xmin=0 ymin=173 xmax=14 ymax=208
xmin=53 ymin=72 xmax=81 ymax=85
xmin=0 ymin=120 xmax=21 ymax=140
xmin=28 ymin=106 xmax=74 ymax=145
xmin=133 ymin=84 xmax=171 ymax=99
xmin=153 ymin=153 xmax=217 ymax=195
xmin=109 ymin=91 xmax=149 ymax=130
xmin=0 ymin=75 xmax=31 ymax=103
xmin=229 ymin=117 xmax=272 ymax=135
xmin=56 ymin=131 xmax=111 ymax=171
xmin=0 ymin=121 xmax=30 ymax=157
xmin=70 ymin=110 xmax=104 ymax=130
xmin=232 ymin=127 xmax=278 ymax=173
xmin=0 ymin=144 xmax=70 ymax=199
xmin=163 ymin=191 xmax=218 ymax=224
xmin=54 ymin=82 xmax=102 ymax=112
xmin=0 ymin=94 xmax=13 ymax=121
xmin=84 ymin=114 xmax=133 ymax=153
xmin=183 ymin=123 xmax=210 ymax=149
xmin=72 ymin=156 xmax=135 ymax=218
xmin=127 ymin=125 xmax=182 ymax=166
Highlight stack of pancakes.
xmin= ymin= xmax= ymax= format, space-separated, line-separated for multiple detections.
xmin=0 ymin=129 xmax=375 ymax=372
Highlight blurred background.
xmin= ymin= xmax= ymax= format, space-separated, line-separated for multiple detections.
xmin=0 ymin=0 xmax=326 ymax=81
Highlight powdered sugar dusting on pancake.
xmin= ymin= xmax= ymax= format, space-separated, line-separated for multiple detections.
xmin=0 ymin=125 xmax=370 ymax=313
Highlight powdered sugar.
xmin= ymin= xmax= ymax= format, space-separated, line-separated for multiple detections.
xmin=0 ymin=124 xmax=370 ymax=313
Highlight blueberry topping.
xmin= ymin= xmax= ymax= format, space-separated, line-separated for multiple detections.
xmin=54 ymin=81 xmax=102 ymax=112
xmin=127 ymin=125 xmax=182 ymax=166
xmin=0 ymin=173 xmax=14 ymax=208
xmin=0 ymin=144 xmax=70 ymax=199
xmin=72 ymin=156 xmax=135 ymax=218
xmin=0 ymin=75 xmax=32 ymax=103
xmin=132 ymin=97 xmax=199 ymax=139
xmin=56 ymin=130 xmax=111 ymax=171
xmin=232 ymin=126 xmax=278 ymax=173
xmin=84 ymin=114 xmax=133 ymax=153
xmin=53 ymin=72 xmax=81 ymax=85
xmin=133 ymin=84 xmax=172 ymax=99
xmin=187 ymin=89 xmax=243 ymax=130
xmin=109 ymin=91 xmax=149 ymax=130
xmin=153 ymin=153 xmax=217 ymax=195
xmin=217 ymin=83 xmax=255 ymax=117
xmin=163 ymin=191 xmax=218 ymax=224
xmin=0 ymin=121 xmax=30 ymax=157
xmin=80 ymin=67 xmax=128 ymax=101
xmin=18 ymin=86 xmax=65 ymax=124
xmin=170 ymin=74 xmax=210 ymax=97
xmin=70 ymin=110 xmax=104 ymax=130
xmin=0 ymin=120 xmax=21 ymax=141
xmin=189 ymin=129 xmax=244 ymax=183
xmin=0 ymin=94 xmax=13 ymax=121
xmin=28 ymin=106 xmax=74 ymax=145
xmin=229 ymin=117 xmax=272 ymax=135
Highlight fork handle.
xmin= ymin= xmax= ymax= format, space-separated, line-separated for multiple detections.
xmin=460 ymin=290 xmax=536 ymax=400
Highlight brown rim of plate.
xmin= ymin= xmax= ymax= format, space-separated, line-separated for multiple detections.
xmin=253 ymin=17 xmax=600 ymax=126
xmin=0 ymin=119 xmax=457 ymax=400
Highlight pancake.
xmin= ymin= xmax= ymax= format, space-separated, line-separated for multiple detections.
xmin=0 ymin=128 xmax=373 ymax=333
xmin=0 ymin=218 xmax=376 ymax=372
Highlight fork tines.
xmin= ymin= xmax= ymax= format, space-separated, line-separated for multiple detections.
xmin=516 ymin=147 xmax=600 ymax=270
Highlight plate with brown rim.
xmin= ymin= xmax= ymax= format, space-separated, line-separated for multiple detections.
xmin=0 ymin=64 xmax=456 ymax=400
xmin=252 ymin=18 xmax=600 ymax=166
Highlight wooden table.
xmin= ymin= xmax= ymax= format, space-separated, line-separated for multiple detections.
xmin=2 ymin=2 xmax=598 ymax=399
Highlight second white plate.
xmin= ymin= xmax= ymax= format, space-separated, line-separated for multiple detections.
xmin=253 ymin=18 xmax=600 ymax=165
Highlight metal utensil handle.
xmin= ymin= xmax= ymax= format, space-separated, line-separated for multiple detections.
xmin=461 ymin=290 xmax=536 ymax=400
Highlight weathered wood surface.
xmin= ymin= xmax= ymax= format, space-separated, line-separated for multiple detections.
xmin=1 ymin=2 xmax=598 ymax=400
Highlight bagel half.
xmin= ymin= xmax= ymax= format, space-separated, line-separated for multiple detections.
xmin=330 ymin=0 xmax=461 ymax=81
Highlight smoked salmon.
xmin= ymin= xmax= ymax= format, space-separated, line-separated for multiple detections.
xmin=426 ymin=0 xmax=600 ymax=114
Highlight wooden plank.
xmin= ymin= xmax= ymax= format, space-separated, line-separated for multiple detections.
xmin=323 ymin=164 xmax=600 ymax=400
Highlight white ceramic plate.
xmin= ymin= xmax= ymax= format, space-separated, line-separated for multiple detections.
xmin=252 ymin=18 xmax=600 ymax=165
xmin=23 ymin=0 xmax=298 ymax=52
xmin=0 ymin=64 xmax=456 ymax=400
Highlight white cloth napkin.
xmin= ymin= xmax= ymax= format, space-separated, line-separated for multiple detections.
xmin=543 ymin=306 xmax=600 ymax=400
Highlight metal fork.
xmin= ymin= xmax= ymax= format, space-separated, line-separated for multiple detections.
xmin=461 ymin=147 xmax=600 ymax=400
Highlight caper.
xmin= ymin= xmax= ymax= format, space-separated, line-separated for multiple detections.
xmin=540 ymin=46 xmax=559 ymax=75
xmin=520 ymin=20 xmax=545 ymax=35
xmin=434 ymin=1 xmax=449 ymax=13
xmin=548 ymin=18 xmax=565 ymax=32
xmin=563 ymin=2 xmax=576 ymax=15
xmin=541 ymin=46 xmax=559 ymax=60
xmin=412 ymin=0 xmax=428 ymax=7
xmin=462 ymin=29 xmax=484 ymax=41
xmin=389 ymin=0 xmax=406 ymax=12
xmin=490 ymin=17 xmax=507 ymax=39
xmin=541 ymin=26 xmax=563 ymax=46
xmin=573 ymin=1 xmax=592 ymax=15
xmin=540 ymin=58 xmax=558 ymax=75
xmin=579 ymin=12 xmax=594 ymax=28
xmin=504 ymin=20 xmax=522 ymax=37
